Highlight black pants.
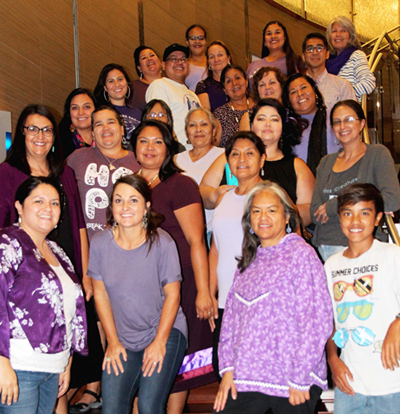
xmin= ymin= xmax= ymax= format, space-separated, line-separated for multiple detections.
xmin=212 ymin=308 xmax=225 ymax=382
xmin=212 ymin=386 xmax=322 ymax=414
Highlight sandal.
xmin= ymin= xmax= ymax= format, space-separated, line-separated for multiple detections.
xmin=69 ymin=390 xmax=102 ymax=413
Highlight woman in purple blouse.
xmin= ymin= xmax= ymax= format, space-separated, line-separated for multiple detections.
xmin=213 ymin=181 xmax=333 ymax=414
xmin=0 ymin=176 xmax=87 ymax=413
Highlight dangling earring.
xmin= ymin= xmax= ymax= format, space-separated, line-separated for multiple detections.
xmin=335 ymin=137 xmax=340 ymax=145
xmin=260 ymin=167 xmax=264 ymax=177
xmin=286 ymin=223 xmax=292 ymax=234
xmin=208 ymin=66 xmax=211 ymax=71
xmin=249 ymin=227 xmax=255 ymax=234
xmin=125 ymin=85 xmax=131 ymax=99
xmin=54 ymin=224 xmax=58 ymax=229
xmin=104 ymin=90 xmax=110 ymax=102
xmin=279 ymin=136 xmax=283 ymax=150
xmin=315 ymin=94 xmax=319 ymax=105
xmin=18 ymin=216 xmax=21 ymax=224
xmin=139 ymin=72 xmax=143 ymax=79
xmin=142 ymin=213 xmax=148 ymax=230
xmin=113 ymin=221 xmax=117 ymax=230
xmin=52 ymin=145 xmax=55 ymax=153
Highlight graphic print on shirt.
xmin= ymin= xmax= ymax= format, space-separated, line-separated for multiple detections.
xmin=184 ymin=95 xmax=200 ymax=111
xmin=84 ymin=163 xmax=134 ymax=228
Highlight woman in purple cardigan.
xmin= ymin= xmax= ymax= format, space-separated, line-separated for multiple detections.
xmin=213 ymin=181 xmax=333 ymax=414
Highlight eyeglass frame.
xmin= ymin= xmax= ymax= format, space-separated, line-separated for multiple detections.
xmin=187 ymin=35 xmax=206 ymax=41
xmin=164 ymin=57 xmax=189 ymax=64
xmin=147 ymin=112 xmax=167 ymax=119
xmin=304 ymin=45 xmax=326 ymax=53
xmin=23 ymin=125 xmax=55 ymax=138
xmin=331 ymin=116 xmax=360 ymax=128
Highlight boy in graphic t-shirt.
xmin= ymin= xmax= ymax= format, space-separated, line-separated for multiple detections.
xmin=324 ymin=183 xmax=400 ymax=413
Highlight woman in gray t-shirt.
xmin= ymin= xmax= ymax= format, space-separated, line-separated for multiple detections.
xmin=88 ymin=174 xmax=187 ymax=414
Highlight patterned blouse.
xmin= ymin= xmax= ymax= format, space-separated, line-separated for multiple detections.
xmin=0 ymin=225 xmax=87 ymax=359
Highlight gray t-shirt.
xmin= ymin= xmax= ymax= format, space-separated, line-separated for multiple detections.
xmin=88 ymin=228 xmax=188 ymax=352
xmin=67 ymin=147 xmax=139 ymax=242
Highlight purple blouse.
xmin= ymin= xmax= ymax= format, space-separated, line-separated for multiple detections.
xmin=0 ymin=225 xmax=87 ymax=359
xmin=219 ymin=233 xmax=333 ymax=397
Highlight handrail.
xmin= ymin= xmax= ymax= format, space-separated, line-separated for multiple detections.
xmin=386 ymin=216 xmax=400 ymax=245
xmin=362 ymin=25 xmax=400 ymax=48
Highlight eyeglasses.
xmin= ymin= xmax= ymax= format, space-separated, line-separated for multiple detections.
xmin=147 ymin=112 xmax=167 ymax=119
xmin=305 ymin=45 xmax=326 ymax=53
xmin=24 ymin=125 xmax=54 ymax=137
xmin=333 ymin=275 xmax=373 ymax=302
xmin=165 ymin=57 xmax=188 ymax=64
xmin=337 ymin=299 xmax=373 ymax=323
xmin=333 ymin=326 xmax=375 ymax=349
xmin=188 ymin=35 xmax=205 ymax=41
xmin=332 ymin=116 xmax=360 ymax=128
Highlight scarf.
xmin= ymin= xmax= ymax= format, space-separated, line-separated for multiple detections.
xmin=326 ymin=46 xmax=357 ymax=76
xmin=307 ymin=107 xmax=327 ymax=176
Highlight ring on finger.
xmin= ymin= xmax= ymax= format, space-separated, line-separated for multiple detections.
xmin=106 ymin=357 xmax=110 ymax=362
xmin=153 ymin=361 xmax=157 ymax=365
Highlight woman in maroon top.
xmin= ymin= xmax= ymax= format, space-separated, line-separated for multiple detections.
xmin=131 ymin=120 xmax=216 ymax=414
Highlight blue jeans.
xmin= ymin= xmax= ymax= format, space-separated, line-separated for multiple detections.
xmin=335 ymin=387 xmax=400 ymax=414
xmin=318 ymin=244 xmax=346 ymax=262
xmin=102 ymin=328 xmax=186 ymax=414
xmin=0 ymin=370 xmax=59 ymax=414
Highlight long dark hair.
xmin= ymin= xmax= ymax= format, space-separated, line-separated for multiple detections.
xmin=131 ymin=120 xmax=184 ymax=181
xmin=107 ymin=174 xmax=164 ymax=252
xmin=6 ymin=104 xmax=64 ymax=179
xmin=94 ymin=63 xmax=131 ymax=106
xmin=261 ymin=21 xmax=305 ymax=76
xmin=250 ymin=98 xmax=302 ymax=156
xmin=141 ymin=99 xmax=174 ymax=133
xmin=237 ymin=181 xmax=299 ymax=272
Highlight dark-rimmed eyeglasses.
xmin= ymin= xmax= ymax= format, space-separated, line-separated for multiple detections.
xmin=24 ymin=125 xmax=54 ymax=137
xmin=165 ymin=57 xmax=188 ymax=64
xmin=305 ymin=45 xmax=326 ymax=53
xmin=188 ymin=35 xmax=205 ymax=41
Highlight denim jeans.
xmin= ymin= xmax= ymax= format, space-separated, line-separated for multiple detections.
xmin=318 ymin=245 xmax=346 ymax=263
xmin=0 ymin=370 xmax=59 ymax=414
xmin=335 ymin=388 xmax=400 ymax=414
xmin=102 ymin=328 xmax=186 ymax=414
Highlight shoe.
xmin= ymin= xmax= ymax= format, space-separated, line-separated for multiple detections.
xmin=69 ymin=390 xmax=102 ymax=413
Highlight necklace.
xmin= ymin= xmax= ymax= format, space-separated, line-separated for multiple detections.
xmin=137 ymin=169 xmax=159 ymax=186
xmin=100 ymin=151 xmax=123 ymax=170
xmin=230 ymin=98 xmax=250 ymax=123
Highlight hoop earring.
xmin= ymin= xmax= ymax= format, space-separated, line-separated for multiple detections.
xmin=104 ymin=90 xmax=110 ymax=102
xmin=142 ymin=213 xmax=148 ymax=230
xmin=125 ymin=85 xmax=131 ymax=99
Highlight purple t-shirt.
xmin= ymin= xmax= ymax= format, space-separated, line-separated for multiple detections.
xmin=128 ymin=79 xmax=149 ymax=112
xmin=195 ymin=77 xmax=228 ymax=112
xmin=113 ymin=105 xmax=142 ymax=147
xmin=88 ymin=227 xmax=188 ymax=352
xmin=67 ymin=147 xmax=139 ymax=242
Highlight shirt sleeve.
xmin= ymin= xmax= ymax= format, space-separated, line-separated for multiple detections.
xmin=87 ymin=233 xmax=105 ymax=281
xmin=288 ymin=245 xmax=334 ymax=390
xmin=195 ymin=80 xmax=207 ymax=95
xmin=170 ymin=175 xmax=201 ymax=212
xmin=0 ymin=232 xmax=22 ymax=358
xmin=340 ymin=78 xmax=357 ymax=102
xmin=145 ymin=80 xmax=171 ymax=105
xmin=350 ymin=51 xmax=376 ymax=99
xmin=0 ymin=164 xmax=17 ymax=228
xmin=158 ymin=232 xmax=183 ymax=288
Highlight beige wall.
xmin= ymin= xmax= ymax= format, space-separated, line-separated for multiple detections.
xmin=0 ymin=0 xmax=323 ymax=133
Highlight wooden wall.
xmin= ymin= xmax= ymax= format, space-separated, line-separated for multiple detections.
xmin=0 ymin=0 xmax=324 ymax=133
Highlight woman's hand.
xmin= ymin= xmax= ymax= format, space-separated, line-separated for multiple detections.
xmin=329 ymin=355 xmax=355 ymax=395
xmin=142 ymin=339 xmax=166 ymax=377
xmin=216 ymin=185 xmax=236 ymax=201
xmin=82 ymin=274 xmax=94 ymax=301
xmin=314 ymin=203 xmax=329 ymax=224
xmin=57 ymin=359 xmax=71 ymax=398
xmin=381 ymin=318 xmax=400 ymax=371
xmin=288 ymin=388 xmax=310 ymax=406
xmin=208 ymin=295 xmax=219 ymax=332
xmin=0 ymin=356 xmax=18 ymax=405
xmin=103 ymin=340 xmax=127 ymax=376
xmin=196 ymin=290 xmax=214 ymax=321
xmin=213 ymin=371 xmax=237 ymax=412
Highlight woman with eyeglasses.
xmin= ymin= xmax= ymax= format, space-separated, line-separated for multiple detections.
xmin=185 ymin=25 xmax=208 ymax=92
xmin=311 ymin=100 xmax=400 ymax=262
xmin=94 ymin=63 xmax=142 ymax=147
xmin=129 ymin=46 xmax=163 ymax=112
xmin=0 ymin=105 xmax=96 ymax=413
xmin=213 ymin=181 xmax=332 ymax=414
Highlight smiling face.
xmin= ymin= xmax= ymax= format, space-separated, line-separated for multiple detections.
xmin=257 ymin=71 xmax=282 ymax=101
xmin=330 ymin=23 xmax=351 ymax=54
xmin=251 ymin=105 xmax=282 ymax=147
xmin=15 ymin=184 xmax=60 ymax=237
xmin=70 ymin=94 xmax=95 ymax=131
xmin=228 ymin=138 xmax=265 ymax=182
xmin=288 ymin=77 xmax=317 ymax=116
xmin=112 ymin=183 xmax=150 ymax=230
xmin=250 ymin=190 xmax=288 ymax=247
xmin=339 ymin=201 xmax=382 ymax=251
xmin=24 ymin=114 xmax=54 ymax=161
xmin=162 ymin=51 xmax=189 ymax=84
xmin=104 ymin=69 xmax=128 ymax=104
xmin=186 ymin=27 xmax=207 ymax=57
xmin=92 ymin=109 xmax=124 ymax=153
xmin=137 ymin=49 xmax=161 ymax=79
xmin=207 ymin=45 xmax=230 ymax=75
xmin=135 ymin=126 xmax=167 ymax=172
xmin=302 ymin=38 xmax=329 ymax=70
xmin=264 ymin=23 xmax=285 ymax=53
xmin=223 ymin=68 xmax=247 ymax=101
xmin=145 ymin=103 xmax=169 ymax=125
xmin=186 ymin=110 xmax=215 ymax=148
xmin=331 ymin=105 xmax=365 ymax=146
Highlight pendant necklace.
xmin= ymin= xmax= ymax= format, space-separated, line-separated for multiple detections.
xmin=137 ymin=169 xmax=159 ymax=186
xmin=230 ymin=98 xmax=250 ymax=123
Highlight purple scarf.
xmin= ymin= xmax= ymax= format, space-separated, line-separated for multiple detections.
xmin=326 ymin=46 xmax=358 ymax=75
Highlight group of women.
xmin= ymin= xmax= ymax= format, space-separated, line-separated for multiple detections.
xmin=0 ymin=12 xmax=398 ymax=414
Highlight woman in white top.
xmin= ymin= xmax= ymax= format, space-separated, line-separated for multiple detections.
xmin=185 ymin=25 xmax=208 ymax=92
xmin=175 ymin=108 xmax=225 ymax=235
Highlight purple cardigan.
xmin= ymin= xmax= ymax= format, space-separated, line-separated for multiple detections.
xmin=219 ymin=233 xmax=333 ymax=397
xmin=0 ymin=162 xmax=85 ymax=276
xmin=0 ymin=225 xmax=87 ymax=359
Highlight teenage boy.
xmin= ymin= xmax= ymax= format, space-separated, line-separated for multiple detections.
xmin=324 ymin=183 xmax=400 ymax=413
